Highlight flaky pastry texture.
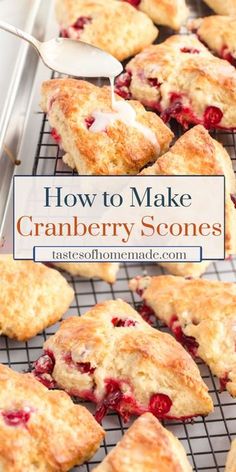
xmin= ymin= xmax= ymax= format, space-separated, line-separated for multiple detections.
xmin=0 ymin=363 xmax=104 ymax=472
xmin=117 ymin=34 xmax=236 ymax=130
xmin=93 ymin=412 xmax=192 ymax=472
xmin=225 ymin=439 xmax=236 ymax=472
xmin=130 ymin=275 xmax=236 ymax=397
xmin=188 ymin=16 xmax=236 ymax=67
xmin=203 ymin=0 xmax=236 ymax=16
xmin=41 ymin=79 xmax=173 ymax=175
xmin=53 ymin=262 xmax=119 ymax=283
xmin=123 ymin=0 xmax=189 ymax=30
xmin=0 ymin=255 xmax=74 ymax=341
xmin=55 ymin=0 xmax=158 ymax=61
xmin=33 ymin=299 xmax=213 ymax=423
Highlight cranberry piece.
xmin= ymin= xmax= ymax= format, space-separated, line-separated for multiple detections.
xmin=112 ymin=317 xmax=137 ymax=327
xmin=169 ymin=316 xmax=199 ymax=357
xmin=77 ymin=362 xmax=96 ymax=374
xmin=149 ymin=393 xmax=172 ymax=418
xmin=85 ymin=116 xmax=95 ymax=129
xmin=180 ymin=47 xmax=200 ymax=54
xmin=220 ymin=373 xmax=229 ymax=391
xmin=33 ymin=351 xmax=55 ymax=375
xmin=95 ymin=379 xmax=123 ymax=423
xmin=138 ymin=303 xmax=155 ymax=326
xmin=2 ymin=408 xmax=31 ymax=427
xmin=231 ymin=194 xmax=236 ymax=208
xmin=221 ymin=46 xmax=236 ymax=67
xmin=115 ymin=72 xmax=132 ymax=100
xmin=51 ymin=128 xmax=61 ymax=143
xmin=122 ymin=0 xmax=141 ymax=7
xmin=61 ymin=29 xmax=69 ymax=38
xmin=73 ymin=16 xmax=92 ymax=31
xmin=147 ymin=78 xmax=162 ymax=88
xmin=204 ymin=106 xmax=223 ymax=129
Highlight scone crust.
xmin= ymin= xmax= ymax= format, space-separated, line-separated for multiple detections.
xmin=124 ymin=35 xmax=236 ymax=130
xmin=0 ymin=363 xmax=104 ymax=472
xmin=141 ymin=125 xmax=236 ymax=257
xmin=137 ymin=0 xmax=189 ymax=30
xmin=203 ymin=0 xmax=236 ymax=15
xmin=55 ymin=0 xmax=158 ymax=61
xmin=225 ymin=439 xmax=236 ymax=472
xmin=39 ymin=299 xmax=213 ymax=421
xmin=129 ymin=275 xmax=236 ymax=397
xmin=53 ymin=262 xmax=119 ymax=283
xmin=0 ymin=255 xmax=74 ymax=341
xmin=93 ymin=413 xmax=192 ymax=472
xmin=41 ymin=78 xmax=173 ymax=175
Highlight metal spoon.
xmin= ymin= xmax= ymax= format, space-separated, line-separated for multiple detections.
xmin=0 ymin=20 xmax=123 ymax=78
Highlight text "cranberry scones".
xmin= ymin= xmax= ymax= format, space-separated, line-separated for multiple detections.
xmin=0 ymin=363 xmax=104 ymax=471
xmin=122 ymin=0 xmax=189 ymax=30
xmin=117 ymin=35 xmax=236 ymax=130
xmin=188 ymin=16 xmax=236 ymax=67
xmin=130 ymin=275 xmax=236 ymax=397
xmin=0 ymin=255 xmax=74 ymax=341
xmin=93 ymin=413 xmax=192 ymax=472
xmin=53 ymin=262 xmax=119 ymax=283
xmin=34 ymin=299 xmax=213 ymax=423
xmin=55 ymin=0 xmax=158 ymax=61
xmin=41 ymin=79 xmax=173 ymax=175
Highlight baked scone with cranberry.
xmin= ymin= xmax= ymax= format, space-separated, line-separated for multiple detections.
xmin=53 ymin=262 xmax=119 ymax=283
xmin=0 ymin=363 xmax=104 ymax=471
xmin=203 ymin=0 xmax=236 ymax=16
xmin=225 ymin=440 xmax=236 ymax=472
xmin=55 ymin=0 xmax=158 ymax=61
xmin=0 ymin=255 xmax=74 ymax=341
xmin=188 ymin=16 xmax=236 ymax=67
xmin=129 ymin=275 xmax=236 ymax=397
xmin=123 ymin=0 xmax=189 ymax=30
xmin=41 ymin=79 xmax=173 ymax=175
xmin=93 ymin=412 xmax=192 ymax=472
xmin=33 ymin=299 xmax=213 ymax=423
xmin=116 ymin=35 xmax=236 ymax=130
xmin=141 ymin=125 xmax=236 ymax=276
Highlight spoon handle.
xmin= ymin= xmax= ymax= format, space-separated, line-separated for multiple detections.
xmin=0 ymin=20 xmax=40 ymax=51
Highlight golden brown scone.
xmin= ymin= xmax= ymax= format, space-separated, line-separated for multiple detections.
xmin=116 ymin=35 xmax=236 ymax=130
xmin=0 ymin=363 xmax=104 ymax=472
xmin=55 ymin=0 xmax=158 ymax=61
xmin=93 ymin=413 xmax=192 ymax=472
xmin=129 ymin=275 xmax=236 ymax=397
xmin=0 ymin=255 xmax=74 ymax=341
xmin=41 ymin=78 xmax=173 ymax=175
xmin=33 ymin=299 xmax=213 ymax=423
xmin=225 ymin=440 xmax=236 ymax=472
xmin=123 ymin=0 xmax=189 ymax=30
xmin=141 ymin=125 xmax=236 ymax=275
xmin=53 ymin=262 xmax=119 ymax=283
xmin=203 ymin=0 xmax=236 ymax=15
xmin=188 ymin=16 xmax=236 ymax=67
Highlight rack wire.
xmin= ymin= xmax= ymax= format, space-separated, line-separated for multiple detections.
xmin=1 ymin=0 xmax=236 ymax=470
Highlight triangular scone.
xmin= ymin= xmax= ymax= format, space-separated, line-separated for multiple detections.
xmin=123 ymin=0 xmax=189 ymax=30
xmin=203 ymin=0 xmax=236 ymax=16
xmin=0 ymin=364 xmax=104 ymax=471
xmin=129 ymin=275 xmax=236 ymax=397
xmin=116 ymin=35 xmax=236 ymax=130
xmin=53 ymin=262 xmax=119 ymax=283
xmin=33 ymin=299 xmax=213 ymax=423
xmin=55 ymin=0 xmax=158 ymax=61
xmin=225 ymin=440 xmax=236 ymax=472
xmin=188 ymin=16 xmax=236 ymax=67
xmin=40 ymin=79 xmax=173 ymax=175
xmin=141 ymin=125 xmax=236 ymax=276
xmin=93 ymin=413 xmax=192 ymax=472
xmin=0 ymin=255 xmax=74 ymax=341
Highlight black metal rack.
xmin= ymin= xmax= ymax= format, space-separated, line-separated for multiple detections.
xmin=1 ymin=0 xmax=236 ymax=470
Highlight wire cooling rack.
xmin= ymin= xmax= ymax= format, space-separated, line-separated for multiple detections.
xmin=1 ymin=0 xmax=236 ymax=470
